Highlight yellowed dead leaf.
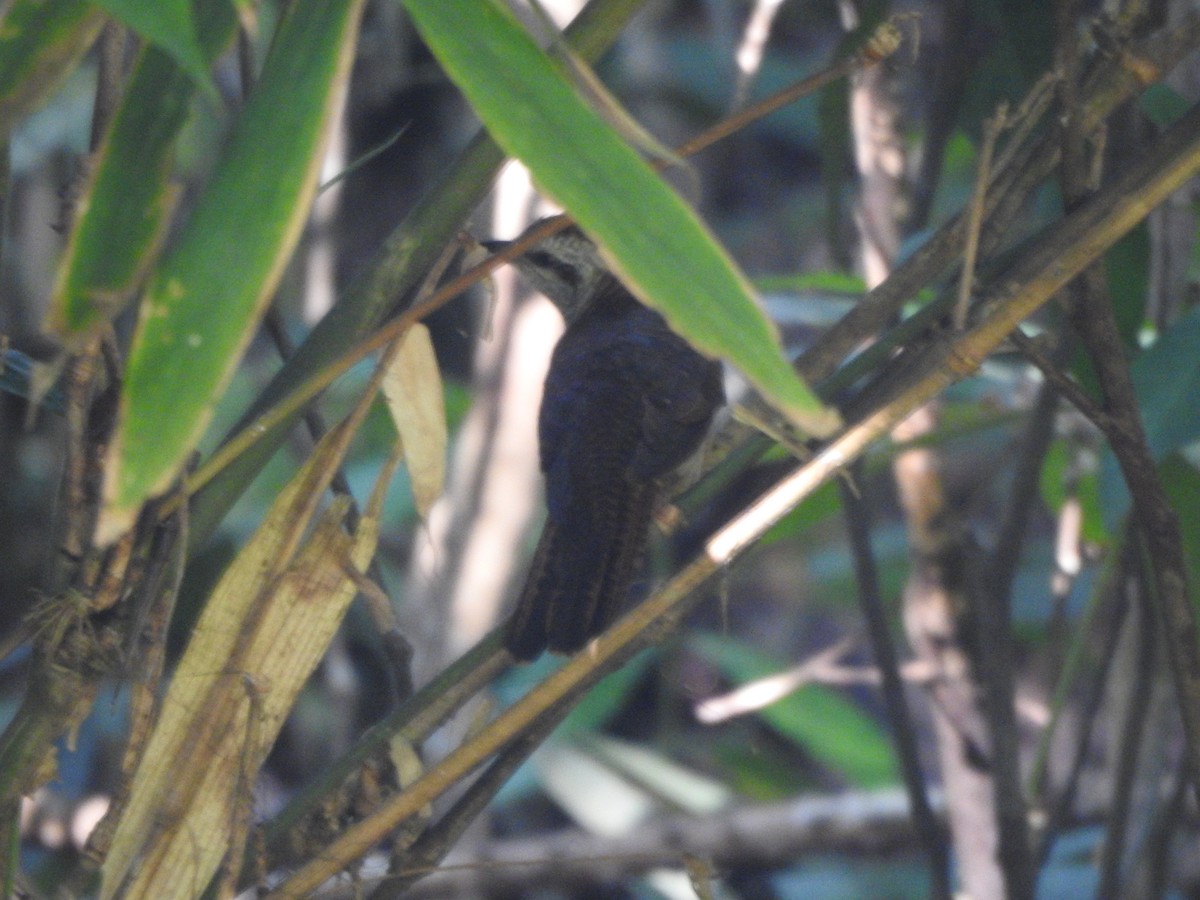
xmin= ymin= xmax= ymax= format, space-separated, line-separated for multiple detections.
xmin=99 ymin=379 xmax=386 ymax=898
xmin=381 ymin=323 xmax=447 ymax=517
xmin=103 ymin=497 xmax=378 ymax=899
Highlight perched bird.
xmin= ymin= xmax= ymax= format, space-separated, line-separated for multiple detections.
xmin=485 ymin=219 xmax=724 ymax=659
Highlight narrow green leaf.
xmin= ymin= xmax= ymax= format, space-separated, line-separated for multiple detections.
xmin=1099 ymin=306 xmax=1200 ymax=528
xmin=1128 ymin=306 xmax=1200 ymax=462
xmin=1040 ymin=440 xmax=1107 ymax=546
xmin=91 ymin=0 xmax=214 ymax=94
xmin=1104 ymin=223 xmax=1149 ymax=350
xmin=0 ymin=0 xmax=105 ymax=143
xmin=756 ymin=270 xmax=867 ymax=296
xmin=496 ymin=648 xmax=656 ymax=740
xmin=1160 ymin=455 xmax=1200 ymax=617
xmin=46 ymin=0 xmax=238 ymax=347
xmin=690 ymin=634 xmax=899 ymax=788
xmin=557 ymin=650 xmax=655 ymax=737
xmin=403 ymin=0 xmax=839 ymax=438
xmin=1140 ymin=83 xmax=1190 ymax=128
xmin=98 ymin=0 xmax=367 ymax=542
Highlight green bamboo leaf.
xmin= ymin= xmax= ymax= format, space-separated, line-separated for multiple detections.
xmin=1098 ymin=305 xmax=1200 ymax=528
xmin=1104 ymin=223 xmax=1149 ymax=351
xmin=183 ymin=0 xmax=642 ymax=549
xmin=403 ymin=0 xmax=839 ymax=438
xmin=0 ymin=0 xmax=105 ymax=143
xmin=91 ymin=0 xmax=213 ymax=93
xmin=46 ymin=0 xmax=238 ymax=347
xmin=1039 ymin=440 xmax=1106 ymax=546
xmin=98 ymin=0 xmax=367 ymax=543
xmin=1130 ymin=307 xmax=1200 ymax=455
xmin=1161 ymin=455 xmax=1200 ymax=616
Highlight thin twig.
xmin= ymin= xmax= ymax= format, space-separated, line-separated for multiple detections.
xmin=694 ymin=634 xmax=861 ymax=724
xmin=988 ymin=373 xmax=1061 ymax=603
xmin=1007 ymin=328 xmax=1109 ymax=427
xmin=1094 ymin=570 xmax=1156 ymax=899
xmin=371 ymin=699 xmax=571 ymax=899
xmin=323 ymin=787 xmax=941 ymax=898
xmin=728 ymin=0 xmax=786 ymax=113
xmin=1031 ymin=540 xmax=1130 ymax=862
xmin=674 ymin=17 xmax=901 ymax=161
xmin=841 ymin=467 xmax=952 ymax=899
xmin=956 ymin=104 xmax=1007 ymax=329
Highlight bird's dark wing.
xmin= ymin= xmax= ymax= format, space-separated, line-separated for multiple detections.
xmin=504 ymin=300 xmax=722 ymax=659
xmin=620 ymin=309 xmax=724 ymax=479
xmin=506 ymin=335 xmax=652 ymax=658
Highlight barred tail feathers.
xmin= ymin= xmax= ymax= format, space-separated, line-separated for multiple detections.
xmin=504 ymin=482 xmax=657 ymax=659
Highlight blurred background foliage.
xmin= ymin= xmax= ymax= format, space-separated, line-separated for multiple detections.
xmin=1 ymin=0 xmax=1200 ymax=897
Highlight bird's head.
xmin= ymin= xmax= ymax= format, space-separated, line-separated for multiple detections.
xmin=484 ymin=219 xmax=614 ymax=323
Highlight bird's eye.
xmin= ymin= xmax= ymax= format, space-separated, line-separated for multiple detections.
xmin=526 ymin=251 xmax=580 ymax=287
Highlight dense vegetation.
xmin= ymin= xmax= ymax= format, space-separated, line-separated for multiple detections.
xmin=1 ymin=0 xmax=1199 ymax=897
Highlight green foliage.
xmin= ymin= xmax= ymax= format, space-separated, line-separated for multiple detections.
xmin=47 ymin=0 xmax=238 ymax=345
xmin=1140 ymin=83 xmax=1190 ymax=128
xmin=1100 ymin=306 xmax=1200 ymax=527
xmin=497 ymin=648 xmax=657 ymax=739
xmin=755 ymin=270 xmax=867 ymax=296
xmin=403 ymin=0 xmax=839 ymax=439
xmin=1128 ymin=306 xmax=1200 ymax=462
xmin=1041 ymin=439 xmax=1108 ymax=547
xmin=1161 ymin=455 xmax=1200 ymax=612
xmin=91 ymin=0 xmax=214 ymax=93
xmin=0 ymin=0 xmax=104 ymax=143
xmin=99 ymin=0 xmax=365 ymax=539
xmin=1105 ymin=223 xmax=1151 ymax=349
xmin=3 ymin=0 xmax=1200 ymax=894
